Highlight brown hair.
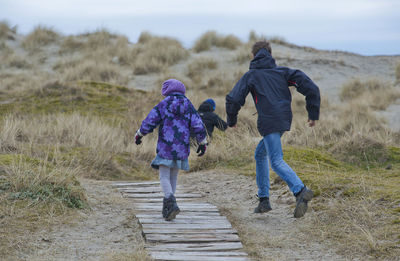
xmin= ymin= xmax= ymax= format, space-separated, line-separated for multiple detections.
xmin=252 ymin=40 xmax=272 ymax=56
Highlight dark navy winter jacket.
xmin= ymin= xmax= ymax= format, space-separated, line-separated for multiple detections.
xmin=226 ymin=48 xmax=320 ymax=136
xmin=198 ymin=101 xmax=228 ymax=137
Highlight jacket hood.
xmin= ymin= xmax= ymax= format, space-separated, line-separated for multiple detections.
xmin=198 ymin=101 xmax=214 ymax=112
xmin=249 ymin=48 xmax=277 ymax=70
xmin=166 ymin=95 xmax=190 ymax=116
xmin=162 ymin=79 xmax=186 ymax=96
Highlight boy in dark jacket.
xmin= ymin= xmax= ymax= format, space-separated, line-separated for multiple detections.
xmin=198 ymin=99 xmax=228 ymax=138
xmin=226 ymin=40 xmax=320 ymax=218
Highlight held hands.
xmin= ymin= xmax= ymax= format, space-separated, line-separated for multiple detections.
xmin=196 ymin=144 xmax=206 ymax=156
xmin=196 ymin=138 xmax=208 ymax=156
xmin=135 ymin=130 xmax=143 ymax=145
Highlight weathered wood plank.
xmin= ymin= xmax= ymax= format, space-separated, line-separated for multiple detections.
xmin=150 ymin=252 xmax=249 ymax=261
xmin=150 ymin=251 xmax=247 ymax=256
xmin=138 ymin=215 xmax=227 ymax=221
xmin=135 ymin=206 xmax=219 ymax=212
xmin=132 ymin=198 xmax=197 ymax=203
xmin=146 ymin=242 xmax=243 ymax=251
xmin=135 ymin=211 xmax=221 ymax=216
xmin=135 ymin=203 xmax=217 ymax=208
xmin=119 ymin=187 xmax=190 ymax=193
xmin=138 ymin=218 xmax=230 ymax=225
xmin=146 ymin=233 xmax=240 ymax=243
xmin=112 ymin=181 xmax=160 ymax=187
xmin=123 ymin=193 xmax=202 ymax=198
xmin=141 ymin=223 xmax=232 ymax=229
xmin=142 ymin=228 xmax=238 ymax=234
xmin=136 ymin=213 xmax=222 ymax=219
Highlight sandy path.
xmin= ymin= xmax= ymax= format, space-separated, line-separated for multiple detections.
xmin=180 ymin=170 xmax=345 ymax=261
xmin=24 ymin=179 xmax=148 ymax=261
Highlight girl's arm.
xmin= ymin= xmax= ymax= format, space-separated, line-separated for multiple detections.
xmin=139 ymin=104 xmax=163 ymax=135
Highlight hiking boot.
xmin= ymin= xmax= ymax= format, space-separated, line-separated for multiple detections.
xmin=294 ymin=186 xmax=313 ymax=218
xmin=254 ymin=196 xmax=272 ymax=213
xmin=162 ymin=197 xmax=168 ymax=218
xmin=165 ymin=195 xmax=180 ymax=221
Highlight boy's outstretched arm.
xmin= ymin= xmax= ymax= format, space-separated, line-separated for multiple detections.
xmin=287 ymin=69 xmax=321 ymax=122
xmin=226 ymin=74 xmax=251 ymax=127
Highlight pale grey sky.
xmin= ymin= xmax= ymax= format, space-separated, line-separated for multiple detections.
xmin=1 ymin=0 xmax=399 ymax=55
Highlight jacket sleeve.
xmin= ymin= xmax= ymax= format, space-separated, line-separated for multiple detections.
xmin=139 ymin=103 xmax=162 ymax=135
xmin=287 ymin=69 xmax=320 ymax=120
xmin=190 ymin=106 xmax=207 ymax=143
xmin=213 ymin=113 xmax=228 ymax=131
xmin=225 ymin=73 xmax=251 ymax=127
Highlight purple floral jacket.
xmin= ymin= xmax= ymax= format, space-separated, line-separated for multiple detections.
xmin=140 ymin=93 xmax=206 ymax=160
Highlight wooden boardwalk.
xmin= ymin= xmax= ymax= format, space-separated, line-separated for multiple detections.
xmin=113 ymin=181 xmax=250 ymax=261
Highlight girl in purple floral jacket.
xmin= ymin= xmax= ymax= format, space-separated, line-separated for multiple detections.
xmin=135 ymin=79 xmax=207 ymax=220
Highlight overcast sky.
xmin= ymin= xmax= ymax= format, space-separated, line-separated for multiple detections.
xmin=1 ymin=0 xmax=399 ymax=55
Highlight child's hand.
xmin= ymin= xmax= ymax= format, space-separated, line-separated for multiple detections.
xmin=196 ymin=144 xmax=206 ymax=156
xmin=135 ymin=130 xmax=143 ymax=145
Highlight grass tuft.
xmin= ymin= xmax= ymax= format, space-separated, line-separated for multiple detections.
xmin=21 ymin=25 xmax=60 ymax=51
xmin=132 ymin=33 xmax=188 ymax=74
xmin=193 ymin=31 xmax=242 ymax=52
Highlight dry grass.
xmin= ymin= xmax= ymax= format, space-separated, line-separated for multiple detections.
xmin=21 ymin=25 xmax=60 ymax=51
xmin=193 ymin=31 xmax=242 ymax=52
xmin=396 ymin=62 xmax=400 ymax=83
xmin=339 ymin=78 xmax=400 ymax=110
xmin=61 ymin=60 xmax=128 ymax=84
xmin=132 ymin=32 xmax=188 ymax=75
xmin=0 ymin=20 xmax=16 ymax=40
xmin=186 ymin=57 xmax=218 ymax=82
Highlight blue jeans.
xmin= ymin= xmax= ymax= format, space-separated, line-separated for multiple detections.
xmin=255 ymin=132 xmax=304 ymax=198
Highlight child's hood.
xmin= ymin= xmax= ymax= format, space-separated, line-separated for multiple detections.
xmin=198 ymin=101 xmax=214 ymax=112
xmin=162 ymin=79 xmax=186 ymax=96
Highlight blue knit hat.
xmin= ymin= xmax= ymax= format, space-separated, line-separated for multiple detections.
xmin=205 ymin=98 xmax=216 ymax=111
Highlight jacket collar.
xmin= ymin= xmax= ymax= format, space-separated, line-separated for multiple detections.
xmin=249 ymin=48 xmax=277 ymax=69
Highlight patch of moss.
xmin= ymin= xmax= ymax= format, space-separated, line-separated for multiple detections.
xmin=0 ymin=153 xmax=86 ymax=209
xmin=284 ymin=146 xmax=349 ymax=170
xmin=0 ymin=81 xmax=160 ymax=125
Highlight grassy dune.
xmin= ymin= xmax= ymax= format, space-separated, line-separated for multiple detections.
xmin=0 ymin=27 xmax=399 ymax=259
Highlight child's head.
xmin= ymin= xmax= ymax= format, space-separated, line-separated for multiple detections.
xmin=162 ymin=79 xmax=186 ymax=96
xmin=252 ymin=40 xmax=272 ymax=57
xmin=205 ymin=98 xmax=216 ymax=111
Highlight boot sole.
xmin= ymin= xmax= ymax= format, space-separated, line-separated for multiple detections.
xmin=294 ymin=190 xmax=313 ymax=218
xmin=165 ymin=208 xmax=180 ymax=221
xmin=254 ymin=207 xmax=272 ymax=213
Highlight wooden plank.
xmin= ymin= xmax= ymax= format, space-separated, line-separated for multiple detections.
xmin=136 ymin=211 xmax=221 ymax=217
xmin=136 ymin=213 xmax=222 ymax=219
xmin=135 ymin=206 xmax=219 ymax=212
xmin=150 ymin=252 xmax=249 ymax=261
xmin=150 ymin=251 xmax=247 ymax=256
xmin=132 ymin=198 xmax=197 ymax=203
xmin=138 ymin=218 xmax=231 ymax=225
xmin=146 ymin=242 xmax=243 ymax=251
xmin=141 ymin=223 xmax=232 ymax=229
xmin=119 ymin=187 xmax=189 ymax=193
xmin=135 ymin=203 xmax=217 ymax=208
xmin=123 ymin=193 xmax=202 ymax=198
xmin=145 ymin=233 xmax=240 ymax=243
xmin=143 ymin=228 xmax=238 ymax=234
xmin=112 ymin=181 xmax=160 ymax=187
xmin=137 ymin=215 xmax=226 ymax=221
